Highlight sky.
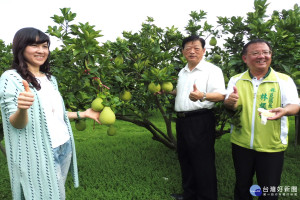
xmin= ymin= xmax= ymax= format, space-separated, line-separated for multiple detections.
xmin=0 ymin=0 xmax=299 ymax=50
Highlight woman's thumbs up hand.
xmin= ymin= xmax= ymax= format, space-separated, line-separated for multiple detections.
xmin=17 ymin=80 xmax=34 ymax=110
xmin=22 ymin=80 xmax=31 ymax=92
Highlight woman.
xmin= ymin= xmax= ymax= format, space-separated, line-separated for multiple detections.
xmin=0 ymin=27 xmax=100 ymax=200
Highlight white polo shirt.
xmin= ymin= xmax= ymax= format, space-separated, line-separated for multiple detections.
xmin=175 ymin=59 xmax=226 ymax=112
xmin=36 ymin=76 xmax=70 ymax=148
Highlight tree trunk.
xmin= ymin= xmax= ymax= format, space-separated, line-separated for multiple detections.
xmin=295 ymin=113 xmax=300 ymax=146
xmin=0 ymin=128 xmax=6 ymax=157
xmin=0 ymin=141 xmax=6 ymax=157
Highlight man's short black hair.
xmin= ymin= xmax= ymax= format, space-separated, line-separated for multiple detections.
xmin=182 ymin=35 xmax=205 ymax=49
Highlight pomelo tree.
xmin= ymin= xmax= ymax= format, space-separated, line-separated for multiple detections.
xmin=47 ymin=8 xmax=241 ymax=149
xmin=47 ymin=8 xmax=183 ymax=149
xmin=47 ymin=1 xmax=299 ymax=149
xmin=0 ymin=40 xmax=12 ymax=156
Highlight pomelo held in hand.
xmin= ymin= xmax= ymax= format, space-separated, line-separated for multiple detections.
xmin=91 ymin=97 xmax=104 ymax=111
xmin=99 ymin=107 xmax=116 ymax=125
xmin=148 ymin=82 xmax=161 ymax=93
xmin=120 ymin=90 xmax=132 ymax=101
xmin=161 ymin=82 xmax=173 ymax=93
xmin=107 ymin=125 xmax=117 ymax=136
xmin=75 ymin=120 xmax=86 ymax=131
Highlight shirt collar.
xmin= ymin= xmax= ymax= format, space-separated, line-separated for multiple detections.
xmin=248 ymin=67 xmax=271 ymax=79
xmin=183 ymin=60 xmax=206 ymax=72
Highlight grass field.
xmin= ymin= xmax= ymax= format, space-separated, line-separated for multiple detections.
xmin=0 ymin=113 xmax=299 ymax=200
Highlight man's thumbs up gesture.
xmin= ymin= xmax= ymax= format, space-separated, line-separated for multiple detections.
xmin=224 ymin=85 xmax=239 ymax=110
xmin=18 ymin=80 xmax=34 ymax=110
xmin=232 ymin=86 xmax=238 ymax=95
xmin=189 ymin=84 xmax=205 ymax=102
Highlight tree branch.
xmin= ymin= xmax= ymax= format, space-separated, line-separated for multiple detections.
xmin=116 ymin=114 xmax=176 ymax=149
xmin=154 ymin=95 xmax=176 ymax=142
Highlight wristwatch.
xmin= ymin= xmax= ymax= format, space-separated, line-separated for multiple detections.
xmin=201 ymin=92 xmax=206 ymax=102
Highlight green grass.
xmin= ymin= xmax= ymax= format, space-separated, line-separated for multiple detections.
xmin=0 ymin=114 xmax=299 ymax=200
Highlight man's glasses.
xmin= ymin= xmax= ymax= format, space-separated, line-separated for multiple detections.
xmin=249 ymin=51 xmax=272 ymax=57
xmin=184 ymin=47 xmax=202 ymax=53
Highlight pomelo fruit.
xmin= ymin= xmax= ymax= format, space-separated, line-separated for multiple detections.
xmin=99 ymin=107 xmax=116 ymax=125
xmin=114 ymin=55 xmax=124 ymax=65
xmin=161 ymin=82 xmax=173 ymax=93
xmin=107 ymin=125 xmax=117 ymax=136
xmin=148 ymin=82 xmax=161 ymax=93
xmin=212 ymin=54 xmax=221 ymax=62
xmin=209 ymin=37 xmax=217 ymax=46
xmin=120 ymin=90 xmax=132 ymax=101
xmin=75 ymin=120 xmax=86 ymax=131
xmin=91 ymin=97 xmax=104 ymax=111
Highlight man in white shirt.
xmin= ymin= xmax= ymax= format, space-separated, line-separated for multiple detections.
xmin=171 ymin=35 xmax=226 ymax=200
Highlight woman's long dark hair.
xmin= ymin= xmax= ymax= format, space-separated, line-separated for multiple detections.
xmin=12 ymin=27 xmax=51 ymax=90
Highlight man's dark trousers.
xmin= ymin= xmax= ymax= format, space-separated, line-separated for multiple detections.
xmin=176 ymin=109 xmax=217 ymax=200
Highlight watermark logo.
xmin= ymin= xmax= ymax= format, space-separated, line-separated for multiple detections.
xmin=250 ymin=185 xmax=262 ymax=196
xmin=250 ymin=185 xmax=298 ymax=197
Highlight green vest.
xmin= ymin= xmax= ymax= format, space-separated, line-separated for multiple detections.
xmin=231 ymin=68 xmax=289 ymax=152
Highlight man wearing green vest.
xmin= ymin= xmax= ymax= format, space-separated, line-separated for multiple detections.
xmin=224 ymin=39 xmax=299 ymax=200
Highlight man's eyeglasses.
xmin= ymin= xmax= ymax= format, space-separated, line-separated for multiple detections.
xmin=184 ymin=47 xmax=202 ymax=53
xmin=249 ymin=51 xmax=272 ymax=57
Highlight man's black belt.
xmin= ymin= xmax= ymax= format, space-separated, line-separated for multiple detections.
xmin=176 ymin=109 xmax=209 ymax=118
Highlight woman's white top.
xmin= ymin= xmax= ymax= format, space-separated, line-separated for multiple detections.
xmin=36 ymin=76 xmax=70 ymax=148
